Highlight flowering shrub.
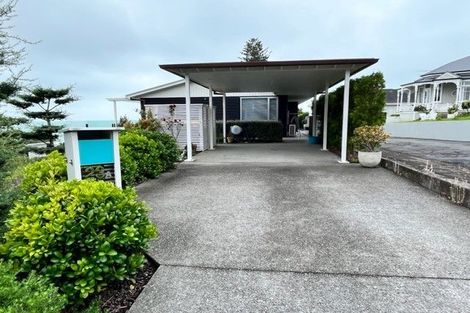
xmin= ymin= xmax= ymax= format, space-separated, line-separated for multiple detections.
xmin=448 ymin=105 xmax=458 ymax=114
xmin=462 ymin=100 xmax=470 ymax=111
xmin=1 ymin=180 xmax=157 ymax=303
xmin=351 ymin=125 xmax=389 ymax=152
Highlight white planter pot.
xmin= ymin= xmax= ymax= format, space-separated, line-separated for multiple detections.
xmin=448 ymin=113 xmax=456 ymax=119
xmin=358 ymin=151 xmax=382 ymax=168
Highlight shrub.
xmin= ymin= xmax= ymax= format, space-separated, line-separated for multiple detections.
xmin=0 ymin=262 xmax=66 ymax=313
xmin=351 ymin=125 xmax=389 ymax=152
xmin=216 ymin=120 xmax=283 ymax=143
xmin=120 ymin=146 xmax=138 ymax=187
xmin=120 ymin=131 xmax=165 ymax=181
xmin=134 ymin=130 xmax=181 ymax=171
xmin=413 ymin=105 xmax=429 ymax=113
xmin=462 ymin=101 xmax=470 ymax=110
xmin=20 ymin=150 xmax=67 ymax=193
xmin=1 ymin=179 xmax=157 ymax=303
xmin=317 ymin=72 xmax=386 ymax=150
xmin=448 ymin=105 xmax=458 ymax=114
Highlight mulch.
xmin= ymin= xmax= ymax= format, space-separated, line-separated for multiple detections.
xmin=98 ymin=255 xmax=159 ymax=313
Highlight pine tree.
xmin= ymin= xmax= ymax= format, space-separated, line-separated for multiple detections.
xmin=239 ymin=38 xmax=270 ymax=62
xmin=9 ymin=87 xmax=77 ymax=152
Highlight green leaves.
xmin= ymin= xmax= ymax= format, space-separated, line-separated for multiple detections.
xmin=1 ymin=179 xmax=157 ymax=304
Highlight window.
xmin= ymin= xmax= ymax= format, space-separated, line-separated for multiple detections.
xmin=463 ymin=81 xmax=470 ymax=101
xmin=241 ymin=97 xmax=278 ymax=121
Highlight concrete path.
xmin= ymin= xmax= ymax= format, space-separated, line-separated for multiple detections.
xmin=131 ymin=140 xmax=470 ymax=312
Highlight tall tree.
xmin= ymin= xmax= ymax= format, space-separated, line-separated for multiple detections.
xmin=9 ymin=87 xmax=77 ymax=152
xmin=239 ymin=38 xmax=270 ymax=62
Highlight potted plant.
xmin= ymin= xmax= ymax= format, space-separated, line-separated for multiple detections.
xmin=351 ymin=125 xmax=390 ymax=168
xmin=447 ymin=105 xmax=458 ymax=119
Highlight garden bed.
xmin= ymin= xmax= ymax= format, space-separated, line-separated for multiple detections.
xmin=96 ymin=255 xmax=159 ymax=313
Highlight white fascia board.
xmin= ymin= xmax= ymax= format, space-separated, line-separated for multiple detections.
xmin=126 ymin=79 xmax=185 ymax=99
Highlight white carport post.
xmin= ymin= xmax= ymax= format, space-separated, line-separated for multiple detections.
xmin=339 ymin=69 xmax=351 ymax=163
xmin=184 ymin=75 xmax=193 ymax=161
xmin=112 ymin=100 xmax=118 ymax=126
xmin=208 ymin=86 xmax=214 ymax=150
xmin=222 ymin=93 xmax=227 ymax=144
xmin=321 ymin=83 xmax=329 ymax=151
xmin=312 ymin=91 xmax=317 ymax=135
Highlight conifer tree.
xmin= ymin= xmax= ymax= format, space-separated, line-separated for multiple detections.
xmin=9 ymin=87 xmax=77 ymax=152
xmin=239 ymin=38 xmax=270 ymax=62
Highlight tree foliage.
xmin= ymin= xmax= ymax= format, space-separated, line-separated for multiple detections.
xmin=317 ymin=72 xmax=386 ymax=151
xmin=9 ymin=87 xmax=77 ymax=152
xmin=239 ymin=38 xmax=270 ymax=62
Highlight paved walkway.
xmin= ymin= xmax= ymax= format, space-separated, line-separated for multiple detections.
xmin=131 ymin=140 xmax=470 ymax=312
xmin=383 ymin=138 xmax=470 ymax=187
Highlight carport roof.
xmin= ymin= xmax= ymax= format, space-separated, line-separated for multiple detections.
xmin=160 ymin=58 xmax=378 ymax=101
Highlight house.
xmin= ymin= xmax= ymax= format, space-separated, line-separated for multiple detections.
xmin=127 ymin=79 xmax=300 ymax=140
xmin=397 ymin=56 xmax=470 ymax=114
xmin=383 ymin=88 xmax=400 ymax=119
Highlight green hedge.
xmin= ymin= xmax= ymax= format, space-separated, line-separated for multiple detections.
xmin=216 ymin=120 xmax=283 ymax=143
xmin=317 ymin=72 xmax=386 ymax=151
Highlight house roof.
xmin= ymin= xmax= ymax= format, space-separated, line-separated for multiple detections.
xmin=425 ymin=56 xmax=470 ymax=75
xmin=159 ymin=58 xmax=378 ymax=102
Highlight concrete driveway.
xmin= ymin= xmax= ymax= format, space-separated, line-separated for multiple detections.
xmin=130 ymin=140 xmax=470 ymax=312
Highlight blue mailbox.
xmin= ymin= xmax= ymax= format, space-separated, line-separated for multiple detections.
xmin=63 ymin=127 xmax=124 ymax=188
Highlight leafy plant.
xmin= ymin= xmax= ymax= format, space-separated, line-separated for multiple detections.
xmin=20 ymin=150 xmax=67 ymax=193
xmin=120 ymin=146 xmax=138 ymax=187
xmin=120 ymin=131 xmax=165 ymax=181
xmin=462 ymin=100 xmax=470 ymax=111
xmin=413 ymin=105 xmax=429 ymax=113
xmin=119 ymin=110 xmax=162 ymax=132
xmin=1 ymin=179 xmax=157 ymax=303
xmin=0 ymin=262 xmax=66 ymax=313
xmin=447 ymin=105 xmax=458 ymax=114
xmin=135 ymin=129 xmax=181 ymax=170
xmin=351 ymin=125 xmax=389 ymax=152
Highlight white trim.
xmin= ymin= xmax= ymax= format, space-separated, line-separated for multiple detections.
xmin=126 ymin=79 xmax=185 ymax=99
xmin=239 ymin=96 xmax=279 ymax=121
xmin=321 ymin=84 xmax=329 ymax=151
xmin=222 ymin=93 xmax=227 ymax=144
xmin=208 ymin=85 xmax=214 ymax=150
xmin=112 ymin=131 xmax=122 ymax=188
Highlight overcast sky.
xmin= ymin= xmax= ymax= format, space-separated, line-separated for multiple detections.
xmin=11 ymin=0 xmax=470 ymax=120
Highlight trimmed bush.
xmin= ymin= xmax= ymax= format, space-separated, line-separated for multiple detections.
xmin=0 ymin=262 xmax=66 ymax=313
xmin=120 ymin=146 xmax=138 ymax=187
xmin=120 ymin=131 xmax=165 ymax=181
xmin=133 ymin=129 xmax=181 ymax=171
xmin=216 ymin=120 xmax=283 ymax=143
xmin=1 ymin=179 xmax=157 ymax=303
xmin=20 ymin=150 xmax=67 ymax=193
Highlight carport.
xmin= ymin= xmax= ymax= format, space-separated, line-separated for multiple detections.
xmin=159 ymin=58 xmax=378 ymax=162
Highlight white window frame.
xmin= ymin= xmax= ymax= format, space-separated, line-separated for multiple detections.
xmin=240 ymin=97 xmax=279 ymax=121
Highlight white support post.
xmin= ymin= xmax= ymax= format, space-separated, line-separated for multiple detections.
xmin=339 ymin=69 xmax=351 ymax=164
xmin=312 ymin=91 xmax=317 ymax=136
xmin=414 ymin=85 xmax=418 ymax=106
xmin=184 ymin=75 xmax=193 ymax=161
xmin=399 ymin=88 xmax=404 ymax=107
xmin=113 ymin=100 xmax=118 ymax=126
xmin=321 ymin=84 xmax=329 ymax=151
xmin=208 ymin=86 xmax=214 ymax=150
xmin=222 ymin=93 xmax=227 ymax=144
xmin=396 ymin=89 xmax=400 ymax=112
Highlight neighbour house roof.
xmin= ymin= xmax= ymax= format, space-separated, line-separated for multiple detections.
xmin=403 ymin=56 xmax=470 ymax=86
xmin=424 ymin=56 xmax=470 ymax=75
xmin=159 ymin=58 xmax=378 ymax=102
xmin=126 ymin=79 xmax=185 ymax=99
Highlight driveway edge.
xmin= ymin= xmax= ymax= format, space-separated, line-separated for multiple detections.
xmin=381 ymin=157 xmax=470 ymax=209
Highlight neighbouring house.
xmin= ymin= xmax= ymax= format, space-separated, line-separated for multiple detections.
xmin=126 ymin=79 xmax=300 ymax=150
xmin=383 ymin=88 xmax=400 ymax=120
xmin=397 ymin=56 xmax=470 ymax=116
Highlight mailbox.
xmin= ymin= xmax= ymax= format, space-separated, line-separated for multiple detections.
xmin=63 ymin=127 xmax=124 ymax=188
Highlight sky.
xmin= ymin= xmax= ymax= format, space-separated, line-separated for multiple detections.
xmin=7 ymin=0 xmax=470 ymax=120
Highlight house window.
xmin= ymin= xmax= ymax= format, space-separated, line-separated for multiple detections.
xmin=434 ymin=84 xmax=442 ymax=102
xmin=463 ymin=81 xmax=470 ymax=101
xmin=241 ymin=97 xmax=278 ymax=121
